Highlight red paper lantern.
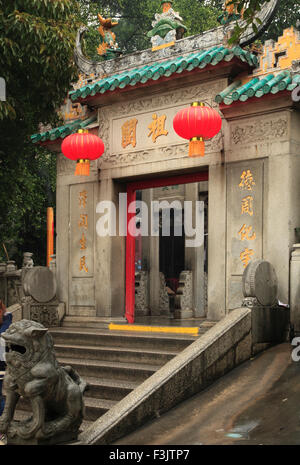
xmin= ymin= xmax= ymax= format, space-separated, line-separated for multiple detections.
xmin=173 ymin=102 xmax=222 ymax=157
xmin=61 ymin=129 xmax=105 ymax=176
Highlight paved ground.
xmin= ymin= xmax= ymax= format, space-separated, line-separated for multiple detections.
xmin=114 ymin=343 xmax=300 ymax=445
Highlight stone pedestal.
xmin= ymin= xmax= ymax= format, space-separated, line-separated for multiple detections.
xmin=7 ymin=430 xmax=78 ymax=446
xmin=290 ymin=244 xmax=300 ymax=335
xmin=242 ymin=259 xmax=290 ymax=353
xmin=22 ymin=296 xmax=65 ymax=327
xmin=21 ymin=267 xmax=64 ymax=326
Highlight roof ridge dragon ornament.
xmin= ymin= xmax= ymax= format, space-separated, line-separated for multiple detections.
xmin=97 ymin=13 xmax=122 ymax=60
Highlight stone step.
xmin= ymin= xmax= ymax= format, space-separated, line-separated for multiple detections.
xmin=84 ymin=377 xmax=139 ymax=401
xmin=83 ymin=397 xmax=117 ymax=422
xmin=54 ymin=344 xmax=177 ymax=366
xmin=50 ymin=327 xmax=197 ymax=352
xmin=57 ymin=356 xmax=159 ymax=382
xmin=62 ymin=317 xmax=127 ymax=330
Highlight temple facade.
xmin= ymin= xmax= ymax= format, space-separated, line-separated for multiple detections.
xmin=32 ymin=2 xmax=300 ymax=328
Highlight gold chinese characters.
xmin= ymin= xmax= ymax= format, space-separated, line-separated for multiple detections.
xmin=238 ymin=170 xmax=256 ymax=268
xmin=79 ymin=190 xmax=89 ymax=273
xmin=148 ymin=114 xmax=168 ymax=143
xmin=121 ymin=113 xmax=169 ymax=149
xmin=122 ymin=118 xmax=138 ymax=149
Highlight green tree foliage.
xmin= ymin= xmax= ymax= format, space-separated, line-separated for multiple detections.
xmin=0 ymin=146 xmax=56 ymax=265
xmin=216 ymin=0 xmax=300 ymax=44
xmin=0 ymin=0 xmax=80 ymax=265
xmin=0 ymin=0 xmax=80 ymax=124
xmin=260 ymin=0 xmax=300 ymax=42
xmin=80 ymin=0 xmax=300 ymax=59
xmin=79 ymin=0 xmax=221 ymax=60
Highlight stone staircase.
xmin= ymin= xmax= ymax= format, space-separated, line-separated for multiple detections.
xmin=14 ymin=317 xmax=215 ymax=433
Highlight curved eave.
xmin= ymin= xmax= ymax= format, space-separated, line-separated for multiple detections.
xmin=216 ymin=72 xmax=300 ymax=106
xmin=75 ymin=59 xmax=256 ymax=106
xmin=219 ymin=88 xmax=299 ymax=122
xmin=70 ymin=46 xmax=258 ymax=104
xmin=31 ymin=115 xmax=97 ymax=146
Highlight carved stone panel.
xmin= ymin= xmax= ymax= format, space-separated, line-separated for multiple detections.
xmin=226 ymin=159 xmax=264 ymax=309
xmin=70 ymin=278 xmax=95 ymax=307
xmin=70 ymin=183 xmax=95 ymax=279
xmin=230 ymin=114 xmax=289 ymax=148
xmin=98 ymin=81 xmax=225 ymax=168
xmin=30 ymin=303 xmax=60 ymax=327
xmin=69 ymin=184 xmax=95 ymax=310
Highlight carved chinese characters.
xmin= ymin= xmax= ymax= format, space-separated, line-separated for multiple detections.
xmin=122 ymin=118 xmax=138 ymax=148
xmin=148 ymin=114 xmax=168 ymax=143
xmin=238 ymin=170 xmax=257 ymax=269
xmin=121 ymin=113 xmax=169 ymax=150
xmin=99 ymin=81 xmax=224 ymax=166
xmin=78 ymin=193 xmax=89 ymax=274
xmin=226 ymin=161 xmax=264 ymax=309
xmin=241 ymin=195 xmax=254 ymax=216
xmin=70 ymin=184 xmax=94 ymax=280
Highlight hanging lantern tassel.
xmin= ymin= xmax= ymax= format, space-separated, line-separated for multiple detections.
xmin=75 ymin=159 xmax=90 ymax=176
xmin=189 ymin=137 xmax=205 ymax=157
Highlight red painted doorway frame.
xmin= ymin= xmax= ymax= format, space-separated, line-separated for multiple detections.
xmin=125 ymin=171 xmax=209 ymax=324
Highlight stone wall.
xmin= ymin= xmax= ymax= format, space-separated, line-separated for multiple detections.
xmin=221 ymin=106 xmax=299 ymax=316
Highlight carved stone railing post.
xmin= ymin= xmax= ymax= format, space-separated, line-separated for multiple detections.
xmin=6 ymin=261 xmax=16 ymax=273
xmin=5 ymin=263 xmax=22 ymax=308
xmin=174 ymin=271 xmax=193 ymax=319
xmin=49 ymin=254 xmax=56 ymax=274
xmin=22 ymin=252 xmax=34 ymax=269
xmin=159 ymin=273 xmax=170 ymax=315
xmin=135 ymin=271 xmax=150 ymax=316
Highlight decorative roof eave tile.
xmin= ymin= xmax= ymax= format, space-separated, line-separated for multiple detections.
xmin=31 ymin=115 xmax=97 ymax=145
xmin=69 ymin=46 xmax=258 ymax=103
xmin=215 ymin=71 xmax=300 ymax=106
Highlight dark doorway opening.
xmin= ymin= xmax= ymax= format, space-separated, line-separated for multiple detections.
xmin=159 ymin=209 xmax=185 ymax=294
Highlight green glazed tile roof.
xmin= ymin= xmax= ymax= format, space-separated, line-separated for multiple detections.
xmin=215 ymin=71 xmax=300 ymax=105
xmin=69 ymin=46 xmax=259 ymax=102
xmin=31 ymin=115 xmax=97 ymax=144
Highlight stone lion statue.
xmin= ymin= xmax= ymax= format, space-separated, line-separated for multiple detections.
xmin=0 ymin=320 xmax=87 ymax=444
